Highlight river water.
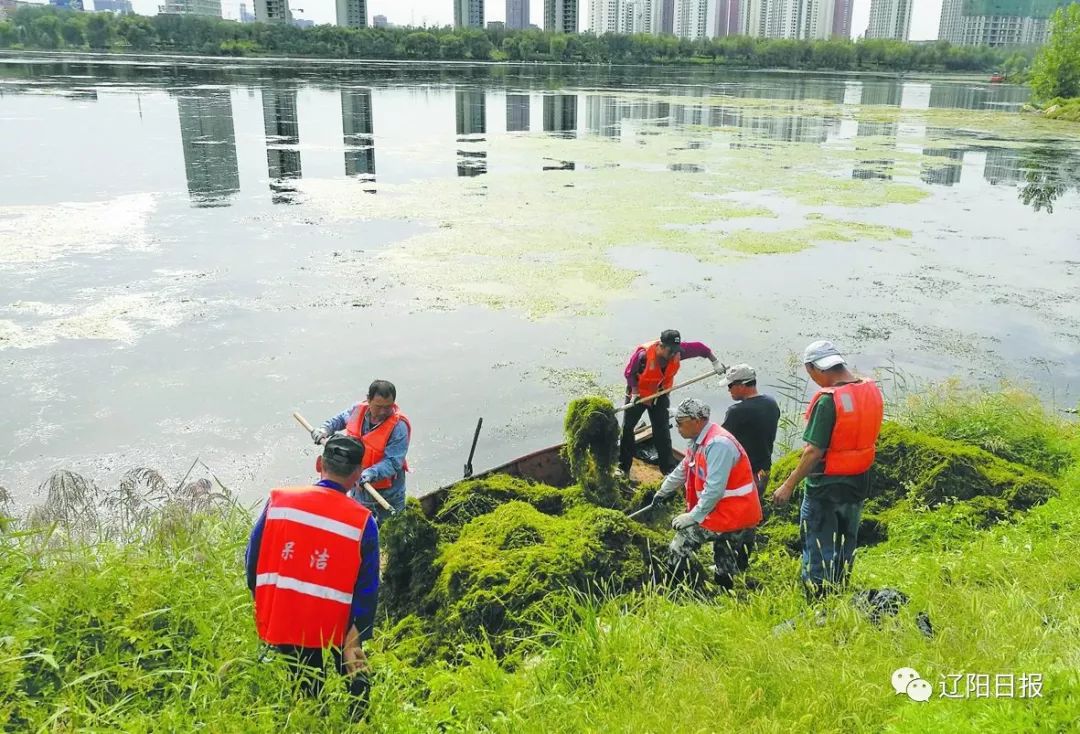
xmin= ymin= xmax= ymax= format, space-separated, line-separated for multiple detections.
xmin=1 ymin=54 xmax=1078 ymax=507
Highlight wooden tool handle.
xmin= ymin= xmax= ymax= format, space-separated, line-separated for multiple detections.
xmin=614 ymin=368 xmax=719 ymax=414
xmin=292 ymin=411 xmax=395 ymax=514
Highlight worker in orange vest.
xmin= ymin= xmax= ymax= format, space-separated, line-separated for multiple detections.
xmin=245 ymin=435 xmax=379 ymax=713
xmin=619 ymin=329 xmax=724 ymax=478
xmin=653 ymin=398 xmax=763 ymax=590
xmin=772 ymin=340 xmax=884 ymax=599
xmin=311 ymin=379 xmax=411 ymax=523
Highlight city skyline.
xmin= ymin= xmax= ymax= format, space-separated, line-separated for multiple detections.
xmin=101 ymin=0 xmax=947 ymax=39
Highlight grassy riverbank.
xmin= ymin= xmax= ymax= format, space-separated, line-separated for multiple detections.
xmin=2 ymin=385 xmax=1078 ymax=731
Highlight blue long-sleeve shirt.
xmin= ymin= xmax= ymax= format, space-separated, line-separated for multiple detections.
xmin=245 ymin=479 xmax=380 ymax=642
xmin=322 ymin=405 xmax=409 ymax=495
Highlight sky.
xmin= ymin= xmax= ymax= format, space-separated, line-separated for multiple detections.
xmin=106 ymin=0 xmax=946 ymax=41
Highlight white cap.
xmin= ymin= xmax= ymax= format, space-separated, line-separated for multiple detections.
xmin=803 ymin=340 xmax=847 ymax=370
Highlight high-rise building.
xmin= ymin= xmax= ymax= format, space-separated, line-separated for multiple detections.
xmin=238 ymin=2 xmax=255 ymax=20
xmin=506 ymin=94 xmax=531 ymax=131
xmin=714 ymin=0 xmax=741 ymax=36
xmin=254 ymin=0 xmax=291 ymax=23
xmin=589 ymin=0 xmax=619 ymax=32
xmin=506 ymin=0 xmax=530 ymax=29
xmin=455 ymin=0 xmax=484 ymax=27
xmin=673 ymin=0 xmax=707 ymax=38
xmin=659 ymin=0 xmax=674 ymax=32
xmin=336 ymin=0 xmax=366 ymax=27
xmin=589 ymin=0 xmax=652 ymax=33
xmin=941 ymin=0 xmax=1072 ymax=46
xmin=741 ymin=0 xmax=834 ymax=40
xmin=373 ymin=13 xmax=388 ymax=26
xmin=176 ymin=90 xmax=240 ymax=207
xmin=938 ymin=0 xmax=964 ymax=42
xmin=865 ymin=0 xmax=912 ymax=39
xmin=831 ymin=0 xmax=853 ymax=37
xmin=95 ymin=0 xmax=133 ymax=12
xmin=162 ymin=0 xmax=220 ymax=15
xmin=545 ymin=0 xmax=578 ymax=32
xmin=341 ymin=89 xmax=375 ymax=183
xmin=49 ymin=0 xmax=83 ymax=9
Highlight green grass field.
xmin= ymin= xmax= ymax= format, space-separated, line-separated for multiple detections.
xmin=2 ymin=386 xmax=1078 ymax=732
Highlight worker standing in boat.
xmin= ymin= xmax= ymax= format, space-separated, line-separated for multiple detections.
xmin=654 ymin=398 xmax=763 ymax=591
xmin=245 ymin=435 xmax=378 ymax=715
xmin=618 ymin=330 xmax=724 ymax=478
xmin=771 ymin=341 xmax=884 ymax=600
xmin=311 ymin=379 xmax=411 ymax=522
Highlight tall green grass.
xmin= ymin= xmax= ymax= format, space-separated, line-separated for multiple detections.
xmin=2 ymin=387 xmax=1078 ymax=732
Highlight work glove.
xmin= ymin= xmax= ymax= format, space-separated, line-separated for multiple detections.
xmin=671 ymin=513 xmax=698 ymax=531
xmin=311 ymin=427 xmax=330 ymax=445
xmin=711 ymin=357 xmax=726 ymax=376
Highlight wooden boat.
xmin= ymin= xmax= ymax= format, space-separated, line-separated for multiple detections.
xmin=417 ymin=423 xmax=684 ymax=518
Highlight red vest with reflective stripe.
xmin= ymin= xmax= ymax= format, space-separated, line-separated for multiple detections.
xmin=684 ymin=423 xmax=762 ymax=533
xmin=254 ymin=485 xmax=371 ymax=648
xmin=637 ymin=341 xmax=680 ymax=399
xmin=345 ymin=402 xmax=411 ymax=490
xmin=805 ymin=380 xmax=884 ymax=476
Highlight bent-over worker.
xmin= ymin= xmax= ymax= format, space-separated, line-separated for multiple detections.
xmin=654 ymin=398 xmax=763 ymax=590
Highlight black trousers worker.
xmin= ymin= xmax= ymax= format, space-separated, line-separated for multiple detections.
xmin=619 ymin=393 xmax=675 ymax=475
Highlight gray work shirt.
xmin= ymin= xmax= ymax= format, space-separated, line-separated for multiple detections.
xmin=657 ymin=422 xmax=741 ymax=523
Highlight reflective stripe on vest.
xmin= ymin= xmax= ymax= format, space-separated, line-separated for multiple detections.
xmin=805 ymin=379 xmax=885 ymax=476
xmin=345 ymin=402 xmax=412 ymax=490
xmin=253 ymin=485 xmax=371 ymax=648
xmin=637 ymin=341 xmax=680 ymax=399
xmin=684 ymin=423 xmax=763 ymax=534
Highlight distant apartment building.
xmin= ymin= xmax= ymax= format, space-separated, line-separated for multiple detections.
xmin=545 ymin=0 xmax=578 ymax=32
xmin=938 ymin=0 xmax=964 ymax=42
xmin=94 ymin=0 xmax=133 ymax=12
xmin=865 ymin=0 xmax=912 ymax=39
xmin=741 ymin=0 xmax=835 ymax=40
xmin=939 ymin=0 xmax=1072 ymax=46
xmin=714 ymin=0 xmax=741 ymax=36
xmin=831 ymin=0 xmax=854 ymax=37
xmin=162 ymin=0 xmax=221 ymax=16
xmin=254 ymin=0 xmax=291 ymax=23
xmin=336 ymin=0 xmax=366 ymax=28
xmin=590 ymin=0 xmax=658 ymax=33
xmin=673 ymin=0 xmax=707 ymax=38
xmin=506 ymin=0 xmax=530 ymax=29
xmin=455 ymin=0 xmax=485 ymax=28
xmin=49 ymin=0 xmax=83 ymax=9
xmin=238 ymin=2 xmax=255 ymax=21
xmin=372 ymin=13 xmax=388 ymax=26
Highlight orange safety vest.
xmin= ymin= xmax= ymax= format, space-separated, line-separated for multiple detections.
xmin=637 ymin=340 xmax=680 ymax=399
xmin=345 ymin=402 xmax=411 ymax=490
xmin=684 ymin=423 xmax=762 ymax=533
xmin=804 ymin=380 xmax=884 ymax=476
xmin=254 ymin=485 xmax=372 ymax=648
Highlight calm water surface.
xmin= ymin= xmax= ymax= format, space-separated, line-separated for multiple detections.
xmin=1 ymin=55 xmax=1078 ymax=505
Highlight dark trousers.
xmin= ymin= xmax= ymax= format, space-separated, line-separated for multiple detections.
xmin=275 ymin=645 xmax=370 ymax=712
xmin=619 ymin=393 xmax=674 ymax=474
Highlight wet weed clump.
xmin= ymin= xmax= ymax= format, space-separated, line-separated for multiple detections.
xmin=562 ymin=397 xmax=620 ymax=508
